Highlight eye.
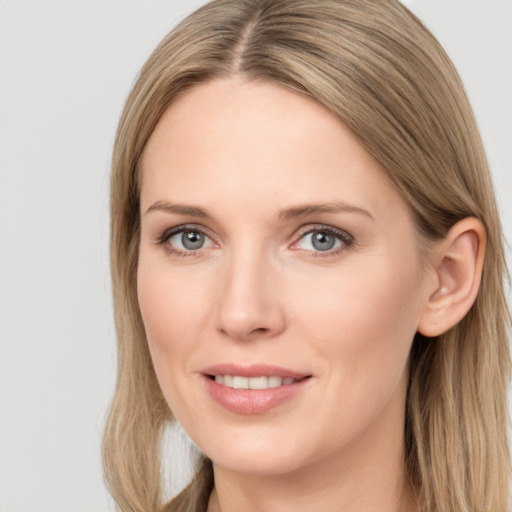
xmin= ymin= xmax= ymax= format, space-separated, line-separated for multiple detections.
xmin=293 ymin=226 xmax=352 ymax=254
xmin=158 ymin=226 xmax=216 ymax=254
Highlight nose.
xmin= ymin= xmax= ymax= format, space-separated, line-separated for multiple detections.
xmin=215 ymin=249 xmax=286 ymax=341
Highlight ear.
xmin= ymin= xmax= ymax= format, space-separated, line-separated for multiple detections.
xmin=417 ymin=217 xmax=486 ymax=337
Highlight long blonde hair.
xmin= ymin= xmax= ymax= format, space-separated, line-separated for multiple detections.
xmin=103 ymin=1 xmax=511 ymax=511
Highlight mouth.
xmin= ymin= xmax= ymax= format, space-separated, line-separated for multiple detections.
xmin=201 ymin=365 xmax=313 ymax=414
xmin=207 ymin=374 xmax=309 ymax=390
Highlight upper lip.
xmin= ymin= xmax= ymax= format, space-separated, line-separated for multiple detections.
xmin=201 ymin=363 xmax=311 ymax=379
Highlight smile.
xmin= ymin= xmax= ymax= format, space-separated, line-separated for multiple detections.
xmin=212 ymin=375 xmax=299 ymax=389
xmin=202 ymin=366 xmax=313 ymax=414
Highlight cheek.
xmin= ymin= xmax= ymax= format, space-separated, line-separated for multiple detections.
xmin=136 ymin=253 xmax=213 ymax=387
xmin=284 ymin=256 xmax=424 ymax=450
xmin=290 ymin=252 xmax=424 ymax=385
xmin=136 ymin=255 xmax=217 ymax=424
xmin=138 ymin=253 xmax=207 ymax=340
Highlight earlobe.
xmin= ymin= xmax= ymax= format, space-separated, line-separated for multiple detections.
xmin=418 ymin=217 xmax=486 ymax=338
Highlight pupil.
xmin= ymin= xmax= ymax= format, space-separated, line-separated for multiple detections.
xmin=312 ymin=231 xmax=335 ymax=251
xmin=182 ymin=231 xmax=204 ymax=250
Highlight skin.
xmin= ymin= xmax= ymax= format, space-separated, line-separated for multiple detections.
xmin=137 ymin=78 xmax=437 ymax=512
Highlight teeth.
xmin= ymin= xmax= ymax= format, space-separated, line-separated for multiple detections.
xmin=212 ymin=375 xmax=299 ymax=390
xmin=268 ymin=376 xmax=282 ymax=388
xmin=232 ymin=376 xmax=249 ymax=389
xmin=249 ymin=376 xmax=268 ymax=390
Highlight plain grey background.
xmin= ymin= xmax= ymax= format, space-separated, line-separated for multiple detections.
xmin=0 ymin=1 xmax=510 ymax=511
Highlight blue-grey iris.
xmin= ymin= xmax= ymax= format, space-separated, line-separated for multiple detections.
xmin=312 ymin=231 xmax=336 ymax=251
xmin=182 ymin=231 xmax=205 ymax=250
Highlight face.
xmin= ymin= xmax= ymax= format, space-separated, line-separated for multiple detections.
xmin=138 ymin=79 xmax=433 ymax=478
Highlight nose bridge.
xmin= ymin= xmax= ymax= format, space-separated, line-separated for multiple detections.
xmin=215 ymin=241 xmax=285 ymax=340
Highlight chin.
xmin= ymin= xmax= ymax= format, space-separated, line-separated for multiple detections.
xmin=191 ymin=425 xmax=318 ymax=477
xmin=211 ymin=450 xmax=306 ymax=477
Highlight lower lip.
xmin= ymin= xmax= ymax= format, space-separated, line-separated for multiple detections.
xmin=203 ymin=376 xmax=311 ymax=415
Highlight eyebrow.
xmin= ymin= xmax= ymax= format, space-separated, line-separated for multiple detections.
xmin=145 ymin=200 xmax=374 ymax=221
xmin=145 ymin=201 xmax=212 ymax=218
xmin=278 ymin=202 xmax=374 ymax=221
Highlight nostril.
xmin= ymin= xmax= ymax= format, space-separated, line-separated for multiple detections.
xmin=251 ymin=327 xmax=268 ymax=335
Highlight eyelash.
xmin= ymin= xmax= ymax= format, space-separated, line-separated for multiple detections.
xmin=292 ymin=225 xmax=354 ymax=258
xmin=156 ymin=224 xmax=214 ymax=258
xmin=155 ymin=224 xmax=354 ymax=258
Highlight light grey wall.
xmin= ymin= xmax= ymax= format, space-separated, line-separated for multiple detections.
xmin=0 ymin=1 xmax=510 ymax=511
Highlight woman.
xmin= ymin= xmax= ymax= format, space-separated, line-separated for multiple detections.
xmin=103 ymin=1 xmax=511 ymax=511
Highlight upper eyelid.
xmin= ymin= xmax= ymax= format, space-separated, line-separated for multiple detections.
xmin=292 ymin=224 xmax=353 ymax=241
xmin=158 ymin=224 xmax=215 ymax=242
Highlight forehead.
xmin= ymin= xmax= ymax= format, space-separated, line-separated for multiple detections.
xmin=139 ymin=78 xmax=406 ymax=224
